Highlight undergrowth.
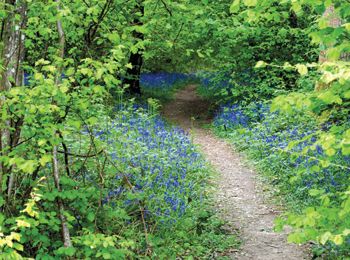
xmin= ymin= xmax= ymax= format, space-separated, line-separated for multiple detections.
xmin=210 ymin=100 xmax=350 ymax=258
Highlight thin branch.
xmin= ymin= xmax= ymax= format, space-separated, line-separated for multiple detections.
xmin=173 ymin=22 xmax=184 ymax=47
xmin=81 ymin=0 xmax=91 ymax=7
xmin=57 ymin=149 xmax=103 ymax=158
xmin=160 ymin=0 xmax=172 ymax=16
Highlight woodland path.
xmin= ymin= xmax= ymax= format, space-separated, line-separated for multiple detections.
xmin=162 ymin=85 xmax=310 ymax=260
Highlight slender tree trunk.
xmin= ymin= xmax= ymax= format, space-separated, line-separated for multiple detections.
xmin=52 ymin=146 xmax=72 ymax=247
xmin=0 ymin=0 xmax=27 ymax=199
xmin=123 ymin=1 xmax=144 ymax=95
xmin=53 ymin=0 xmax=72 ymax=247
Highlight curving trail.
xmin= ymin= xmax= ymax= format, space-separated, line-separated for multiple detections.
xmin=162 ymin=85 xmax=309 ymax=260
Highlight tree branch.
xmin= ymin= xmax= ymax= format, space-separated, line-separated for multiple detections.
xmin=160 ymin=0 xmax=172 ymax=16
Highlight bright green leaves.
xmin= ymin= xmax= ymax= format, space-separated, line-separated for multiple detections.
xmin=283 ymin=189 xmax=350 ymax=247
xmin=317 ymin=91 xmax=342 ymax=105
xmin=243 ymin=0 xmax=257 ymax=7
xmin=295 ymin=64 xmax=308 ymax=76
xmin=318 ymin=133 xmax=337 ymax=157
xmin=87 ymin=212 xmax=95 ymax=222
xmin=39 ymin=155 xmax=52 ymax=167
xmin=0 ymin=232 xmax=21 ymax=249
xmin=16 ymin=219 xmax=31 ymax=228
xmin=341 ymin=129 xmax=350 ymax=155
xmin=255 ymin=61 xmax=267 ymax=68
xmin=55 ymin=246 xmax=76 ymax=257
xmin=71 ymin=233 xmax=131 ymax=259
xmin=230 ymin=0 xmax=256 ymax=13
xmin=107 ymin=32 xmax=120 ymax=44
xmin=7 ymin=158 xmax=38 ymax=174
xmin=230 ymin=0 xmax=240 ymax=13
xmin=291 ymin=2 xmax=302 ymax=13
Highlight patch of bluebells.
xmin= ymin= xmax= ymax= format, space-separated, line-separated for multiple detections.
xmin=215 ymin=102 xmax=350 ymax=194
xmin=101 ymin=107 xmax=206 ymax=226
xmin=214 ymin=104 xmax=250 ymax=129
xmin=140 ymin=72 xmax=195 ymax=90
xmin=213 ymin=102 xmax=270 ymax=129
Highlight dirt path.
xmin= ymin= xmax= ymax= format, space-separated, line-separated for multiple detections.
xmin=162 ymin=85 xmax=309 ymax=260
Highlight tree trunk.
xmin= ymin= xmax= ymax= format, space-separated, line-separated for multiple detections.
xmin=123 ymin=1 xmax=144 ymax=95
xmin=53 ymin=0 xmax=72 ymax=248
xmin=0 ymin=0 xmax=27 ymax=199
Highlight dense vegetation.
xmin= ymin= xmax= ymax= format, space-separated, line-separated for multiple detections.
xmin=0 ymin=1 xmax=238 ymax=258
xmin=197 ymin=0 xmax=350 ymax=258
xmin=0 ymin=0 xmax=349 ymax=258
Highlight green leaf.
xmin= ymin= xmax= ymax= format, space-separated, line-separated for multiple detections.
xmin=255 ymin=61 xmax=267 ymax=68
xmin=309 ymin=189 xmax=324 ymax=197
xmin=296 ymin=64 xmax=308 ymax=76
xmin=40 ymin=155 xmax=52 ymax=166
xmin=291 ymin=2 xmax=302 ymax=13
xmin=87 ymin=212 xmax=95 ymax=222
xmin=318 ymin=91 xmax=342 ymax=105
xmin=18 ymin=160 xmax=38 ymax=174
xmin=287 ymin=232 xmax=305 ymax=244
xmin=319 ymin=232 xmax=332 ymax=245
xmin=230 ymin=0 xmax=240 ymax=13
xmin=243 ymin=0 xmax=257 ymax=7
xmin=332 ymin=235 xmax=344 ymax=245
xmin=102 ymin=252 xmax=111 ymax=259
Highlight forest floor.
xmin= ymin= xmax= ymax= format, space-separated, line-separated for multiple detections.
xmin=162 ymin=85 xmax=310 ymax=260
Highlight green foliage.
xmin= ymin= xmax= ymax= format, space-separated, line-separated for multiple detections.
xmin=3 ymin=0 xmax=350 ymax=257
xmin=0 ymin=0 xmax=238 ymax=258
xmin=207 ymin=0 xmax=350 ymax=257
xmin=196 ymin=3 xmax=318 ymax=104
xmin=213 ymin=101 xmax=350 ymax=257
